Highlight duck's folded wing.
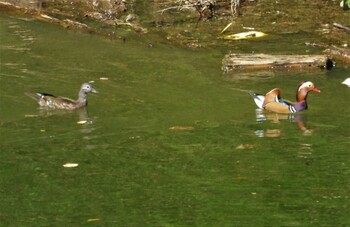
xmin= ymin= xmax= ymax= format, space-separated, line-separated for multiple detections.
xmin=45 ymin=96 xmax=77 ymax=108
xmin=279 ymin=98 xmax=294 ymax=106
xmin=263 ymin=88 xmax=281 ymax=107
xmin=264 ymin=102 xmax=295 ymax=114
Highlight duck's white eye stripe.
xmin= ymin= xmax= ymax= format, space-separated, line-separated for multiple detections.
xmin=298 ymin=82 xmax=313 ymax=92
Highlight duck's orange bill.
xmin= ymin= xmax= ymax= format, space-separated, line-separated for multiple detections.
xmin=313 ymin=87 xmax=320 ymax=93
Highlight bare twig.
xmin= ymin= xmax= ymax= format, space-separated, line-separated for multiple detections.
xmin=157 ymin=0 xmax=216 ymax=19
xmin=333 ymin=23 xmax=350 ymax=32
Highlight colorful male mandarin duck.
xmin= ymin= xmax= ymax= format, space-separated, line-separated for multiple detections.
xmin=250 ymin=81 xmax=320 ymax=114
xmin=25 ymin=82 xmax=98 ymax=110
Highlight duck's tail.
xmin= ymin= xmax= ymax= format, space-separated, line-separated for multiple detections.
xmin=249 ymin=92 xmax=264 ymax=109
xmin=25 ymin=92 xmax=41 ymax=102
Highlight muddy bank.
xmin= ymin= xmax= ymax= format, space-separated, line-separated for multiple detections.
xmin=1 ymin=0 xmax=349 ymax=64
xmin=0 ymin=0 xmax=133 ymax=38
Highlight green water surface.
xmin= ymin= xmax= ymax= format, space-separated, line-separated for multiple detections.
xmin=0 ymin=13 xmax=349 ymax=226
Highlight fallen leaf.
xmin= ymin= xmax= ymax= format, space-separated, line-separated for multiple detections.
xmin=87 ymin=218 xmax=100 ymax=222
xmin=169 ymin=126 xmax=194 ymax=131
xmin=223 ymin=31 xmax=267 ymax=40
xmin=236 ymin=144 xmax=255 ymax=149
xmin=24 ymin=114 xmax=39 ymax=117
xmin=63 ymin=163 xmax=79 ymax=168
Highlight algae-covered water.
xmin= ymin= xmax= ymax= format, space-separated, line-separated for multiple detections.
xmin=0 ymin=10 xmax=349 ymax=226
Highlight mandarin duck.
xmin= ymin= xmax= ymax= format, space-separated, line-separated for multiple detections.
xmin=250 ymin=81 xmax=320 ymax=114
xmin=25 ymin=82 xmax=98 ymax=110
xmin=341 ymin=78 xmax=350 ymax=87
xmin=340 ymin=0 xmax=350 ymax=10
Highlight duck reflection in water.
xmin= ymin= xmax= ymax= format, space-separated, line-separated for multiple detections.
xmin=254 ymin=109 xmax=313 ymax=137
xmin=27 ymin=107 xmax=95 ymax=134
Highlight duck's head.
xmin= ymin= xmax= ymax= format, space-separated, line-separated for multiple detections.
xmin=296 ymin=81 xmax=320 ymax=102
xmin=298 ymin=81 xmax=320 ymax=93
xmin=81 ymin=82 xmax=98 ymax=94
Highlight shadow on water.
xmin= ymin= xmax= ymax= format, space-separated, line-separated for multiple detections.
xmin=26 ymin=107 xmax=89 ymax=119
xmin=37 ymin=108 xmax=97 ymax=135
xmin=2 ymin=107 xmax=97 ymax=145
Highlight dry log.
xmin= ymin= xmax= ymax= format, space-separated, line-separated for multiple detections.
xmin=222 ymin=53 xmax=333 ymax=71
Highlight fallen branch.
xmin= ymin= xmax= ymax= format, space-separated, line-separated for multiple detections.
xmin=333 ymin=23 xmax=350 ymax=32
xmin=157 ymin=0 xmax=215 ymax=19
xmin=156 ymin=4 xmax=196 ymax=14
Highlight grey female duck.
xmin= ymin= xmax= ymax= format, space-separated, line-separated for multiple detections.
xmin=25 ymin=82 xmax=98 ymax=110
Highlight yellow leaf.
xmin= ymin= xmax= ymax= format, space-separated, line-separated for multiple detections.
xmin=87 ymin=218 xmax=100 ymax=222
xmin=169 ymin=126 xmax=194 ymax=131
xmin=236 ymin=144 xmax=254 ymax=149
xmin=223 ymin=31 xmax=267 ymax=40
